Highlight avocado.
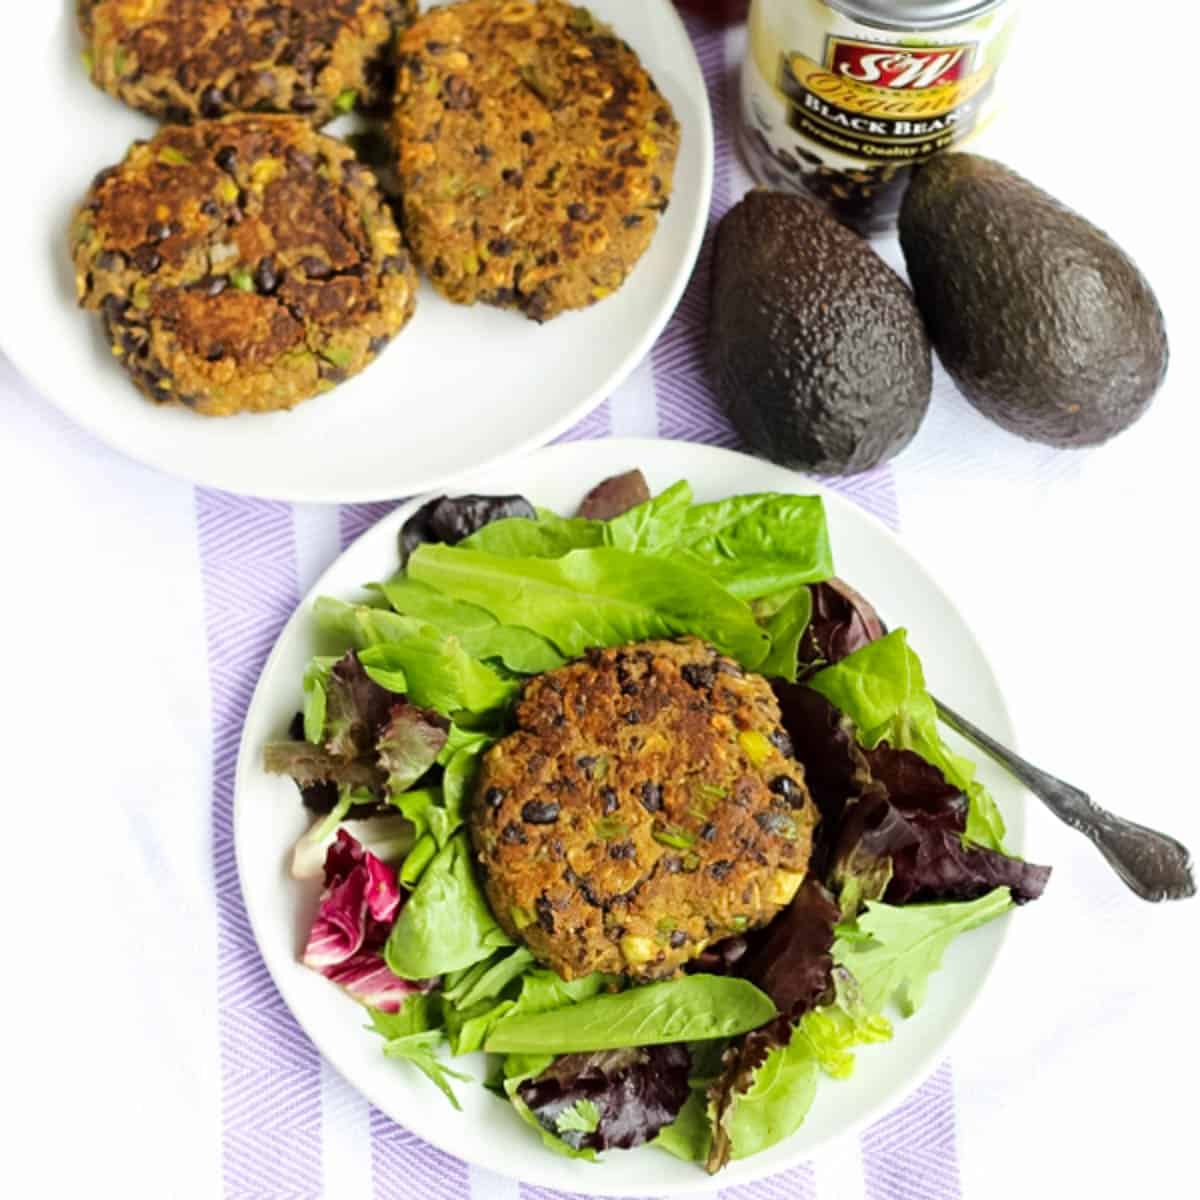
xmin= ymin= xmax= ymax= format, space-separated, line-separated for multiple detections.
xmin=899 ymin=154 xmax=1169 ymax=448
xmin=710 ymin=191 xmax=932 ymax=476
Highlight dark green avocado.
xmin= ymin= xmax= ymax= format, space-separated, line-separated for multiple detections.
xmin=710 ymin=191 xmax=932 ymax=476
xmin=899 ymin=153 xmax=1169 ymax=448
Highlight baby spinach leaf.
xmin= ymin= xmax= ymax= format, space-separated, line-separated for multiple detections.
xmin=385 ymin=833 xmax=513 ymax=980
xmin=485 ymin=976 xmax=776 ymax=1054
xmin=832 ymin=886 xmax=1013 ymax=1017
xmin=408 ymin=544 xmax=771 ymax=669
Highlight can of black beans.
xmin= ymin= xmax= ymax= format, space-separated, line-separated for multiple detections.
xmin=740 ymin=0 xmax=1020 ymax=233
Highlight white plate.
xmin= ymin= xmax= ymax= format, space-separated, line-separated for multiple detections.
xmin=235 ymin=439 xmax=1028 ymax=1196
xmin=1 ymin=4 xmax=712 ymax=502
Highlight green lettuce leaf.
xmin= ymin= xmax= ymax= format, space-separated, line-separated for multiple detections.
xmin=605 ymin=480 xmax=692 ymax=553
xmin=408 ymin=544 xmax=771 ymax=669
xmin=808 ymin=630 xmax=1008 ymax=850
xmin=485 ymin=976 xmax=777 ymax=1054
xmin=671 ymin=493 xmax=834 ymax=599
xmin=373 ymin=578 xmax=564 ymax=674
xmin=385 ymin=833 xmax=513 ymax=979
xmin=755 ymin=587 xmax=814 ymax=682
xmin=461 ymin=509 xmax=604 ymax=558
xmin=315 ymin=597 xmax=516 ymax=716
xmin=301 ymin=655 xmax=339 ymax=743
xmin=722 ymin=1025 xmax=821 ymax=1163
xmin=367 ymin=997 xmax=471 ymax=1110
xmin=832 ymin=886 xmax=1014 ymax=1017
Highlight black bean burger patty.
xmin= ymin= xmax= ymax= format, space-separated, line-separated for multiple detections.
xmin=471 ymin=638 xmax=816 ymax=981
xmin=78 ymin=0 xmax=418 ymax=125
xmin=71 ymin=116 xmax=417 ymax=416
xmin=392 ymin=0 xmax=680 ymax=322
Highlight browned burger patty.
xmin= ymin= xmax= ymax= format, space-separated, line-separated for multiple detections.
xmin=71 ymin=116 xmax=418 ymax=416
xmin=78 ymin=0 xmax=418 ymax=125
xmin=471 ymin=639 xmax=815 ymax=981
xmin=392 ymin=0 xmax=681 ymax=322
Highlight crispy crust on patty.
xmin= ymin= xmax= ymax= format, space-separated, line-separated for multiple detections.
xmin=392 ymin=0 xmax=681 ymax=322
xmin=71 ymin=116 xmax=417 ymax=416
xmin=78 ymin=0 xmax=418 ymax=125
xmin=471 ymin=639 xmax=815 ymax=980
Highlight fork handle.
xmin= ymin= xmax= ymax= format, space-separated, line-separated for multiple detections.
xmin=934 ymin=698 xmax=1195 ymax=903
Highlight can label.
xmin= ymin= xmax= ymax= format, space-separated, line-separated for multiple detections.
xmin=742 ymin=1 xmax=1020 ymax=230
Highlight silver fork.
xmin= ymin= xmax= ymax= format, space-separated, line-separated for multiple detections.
xmin=935 ymin=697 xmax=1196 ymax=903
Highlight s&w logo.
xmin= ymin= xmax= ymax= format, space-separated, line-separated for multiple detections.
xmin=826 ymin=38 xmax=975 ymax=91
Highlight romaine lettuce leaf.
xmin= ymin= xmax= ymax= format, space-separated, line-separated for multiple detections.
xmin=408 ymin=544 xmax=772 ymax=669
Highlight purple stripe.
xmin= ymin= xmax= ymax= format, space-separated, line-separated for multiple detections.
xmin=370 ymin=1105 xmax=470 ymax=1200
xmin=824 ymin=466 xmax=901 ymax=533
xmin=862 ymin=1060 xmax=962 ymax=1200
xmin=722 ymin=1161 xmax=818 ymax=1200
xmin=651 ymin=15 xmax=737 ymax=449
xmin=341 ymin=501 xmax=401 ymax=550
xmin=195 ymin=490 xmax=323 ymax=1196
xmin=555 ymin=396 xmax=613 ymax=443
xmin=520 ymin=1188 xmax=654 ymax=1200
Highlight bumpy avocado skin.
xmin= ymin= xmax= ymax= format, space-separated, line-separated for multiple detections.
xmin=711 ymin=192 xmax=932 ymax=476
xmin=899 ymin=154 xmax=1169 ymax=448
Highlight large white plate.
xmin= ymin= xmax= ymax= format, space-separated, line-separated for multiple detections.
xmin=1 ymin=4 xmax=712 ymax=502
xmin=235 ymin=439 xmax=1029 ymax=1196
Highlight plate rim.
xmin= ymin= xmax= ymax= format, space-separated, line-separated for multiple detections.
xmin=233 ymin=437 xmax=1024 ymax=1197
xmin=0 ymin=0 xmax=714 ymax=503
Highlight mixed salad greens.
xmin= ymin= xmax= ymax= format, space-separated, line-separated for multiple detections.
xmin=264 ymin=471 xmax=1049 ymax=1172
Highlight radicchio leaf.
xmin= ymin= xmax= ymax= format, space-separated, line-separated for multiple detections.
xmin=517 ymin=1044 xmax=691 ymax=1152
xmin=376 ymin=703 xmax=449 ymax=793
xmin=576 ymin=469 xmax=652 ymax=521
xmin=302 ymin=831 xmax=426 ymax=1012
xmin=399 ymin=494 xmax=537 ymax=565
xmin=797 ymin=578 xmax=887 ymax=679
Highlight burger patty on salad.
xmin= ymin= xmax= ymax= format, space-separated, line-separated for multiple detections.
xmin=471 ymin=638 xmax=816 ymax=981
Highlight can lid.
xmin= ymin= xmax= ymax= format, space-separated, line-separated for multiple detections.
xmin=825 ymin=0 xmax=1008 ymax=31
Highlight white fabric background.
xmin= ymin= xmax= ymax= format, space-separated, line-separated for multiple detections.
xmin=4 ymin=1 xmax=1199 ymax=1197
